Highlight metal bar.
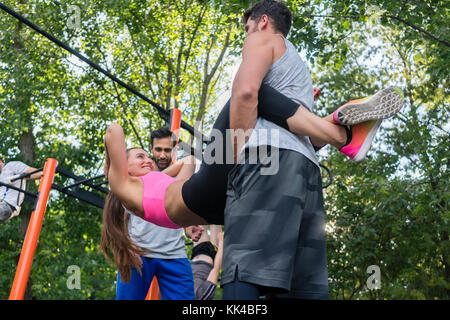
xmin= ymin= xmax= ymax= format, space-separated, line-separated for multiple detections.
xmin=60 ymin=174 xmax=105 ymax=191
xmin=0 ymin=182 xmax=37 ymax=198
xmin=10 ymin=167 xmax=44 ymax=182
xmin=56 ymin=168 xmax=108 ymax=194
xmin=91 ymin=181 xmax=108 ymax=188
xmin=145 ymin=276 xmax=161 ymax=300
xmin=170 ymin=108 xmax=182 ymax=165
xmin=52 ymin=184 xmax=105 ymax=209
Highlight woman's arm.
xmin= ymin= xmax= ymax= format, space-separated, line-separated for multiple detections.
xmin=104 ymin=123 xmax=128 ymax=186
xmin=161 ymin=155 xmax=195 ymax=180
xmin=104 ymin=123 xmax=143 ymax=216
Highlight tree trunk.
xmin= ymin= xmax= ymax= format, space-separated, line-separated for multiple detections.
xmin=13 ymin=6 xmax=35 ymax=299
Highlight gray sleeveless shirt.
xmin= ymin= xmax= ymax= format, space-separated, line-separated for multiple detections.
xmin=127 ymin=209 xmax=188 ymax=259
xmin=245 ymin=35 xmax=319 ymax=167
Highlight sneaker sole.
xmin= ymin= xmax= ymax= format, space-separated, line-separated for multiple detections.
xmin=337 ymin=88 xmax=404 ymax=125
xmin=353 ymin=120 xmax=382 ymax=163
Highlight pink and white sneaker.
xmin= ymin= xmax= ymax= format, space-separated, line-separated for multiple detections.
xmin=339 ymin=120 xmax=382 ymax=162
xmin=333 ymin=88 xmax=404 ymax=126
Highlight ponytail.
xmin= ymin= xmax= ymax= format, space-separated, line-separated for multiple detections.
xmin=100 ymin=191 xmax=149 ymax=283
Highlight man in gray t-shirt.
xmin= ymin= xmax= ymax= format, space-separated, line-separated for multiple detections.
xmin=0 ymin=157 xmax=42 ymax=223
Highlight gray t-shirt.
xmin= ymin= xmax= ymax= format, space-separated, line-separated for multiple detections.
xmin=126 ymin=209 xmax=188 ymax=259
xmin=0 ymin=161 xmax=29 ymax=207
xmin=245 ymin=36 xmax=319 ymax=168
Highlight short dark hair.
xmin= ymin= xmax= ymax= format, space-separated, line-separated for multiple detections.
xmin=150 ymin=127 xmax=176 ymax=147
xmin=243 ymin=0 xmax=292 ymax=37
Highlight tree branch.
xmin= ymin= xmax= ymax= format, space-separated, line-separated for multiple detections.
xmin=309 ymin=14 xmax=450 ymax=48
xmin=126 ymin=23 xmax=155 ymax=94
xmin=206 ymin=24 xmax=231 ymax=84
xmin=386 ymin=15 xmax=450 ymax=48
xmin=183 ymin=2 xmax=208 ymax=73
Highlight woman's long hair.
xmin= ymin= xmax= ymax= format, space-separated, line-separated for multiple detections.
xmin=99 ymin=148 xmax=149 ymax=283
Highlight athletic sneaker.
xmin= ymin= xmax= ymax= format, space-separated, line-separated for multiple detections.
xmin=333 ymin=88 xmax=404 ymax=125
xmin=339 ymin=120 xmax=382 ymax=162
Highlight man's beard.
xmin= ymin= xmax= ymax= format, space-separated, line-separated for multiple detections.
xmin=155 ymin=158 xmax=170 ymax=171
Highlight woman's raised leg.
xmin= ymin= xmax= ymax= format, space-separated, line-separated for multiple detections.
xmin=164 ymin=180 xmax=208 ymax=227
xmin=257 ymin=84 xmax=347 ymax=149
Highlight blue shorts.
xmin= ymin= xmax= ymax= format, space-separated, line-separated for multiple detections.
xmin=116 ymin=257 xmax=194 ymax=300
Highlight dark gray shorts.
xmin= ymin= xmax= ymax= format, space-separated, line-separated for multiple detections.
xmin=190 ymin=260 xmax=217 ymax=300
xmin=221 ymin=147 xmax=329 ymax=299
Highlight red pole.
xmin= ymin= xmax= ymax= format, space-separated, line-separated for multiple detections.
xmin=9 ymin=158 xmax=58 ymax=300
xmin=169 ymin=107 xmax=182 ymax=165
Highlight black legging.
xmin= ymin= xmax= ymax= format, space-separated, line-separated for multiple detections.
xmin=181 ymin=84 xmax=301 ymax=224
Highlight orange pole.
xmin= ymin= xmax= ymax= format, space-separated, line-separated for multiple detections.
xmin=169 ymin=107 xmax=182 ymax=165
xmin=9 ymin=158 xmax=58 ymax=300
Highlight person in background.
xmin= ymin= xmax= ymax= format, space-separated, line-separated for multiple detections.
xmin=187 ymin=225 xmax=224 ymax=300
xmin=0 ymin=156 xmax=42 ymax=223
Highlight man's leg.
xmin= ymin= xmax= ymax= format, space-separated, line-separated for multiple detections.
xmin=0 ymin=202 xmax=14 ymax=223
xmin=116 ymin=257 xmax=155 ymax=300
xmin=156 ymin=258 xmax=195 ymax=300
xmin=221 ymin=147 xmax=311 ymax=298
xmin=222 ymin=274 xmax=261 ymax=300
xmin=275 ymin=161 xmax=330 ymax=299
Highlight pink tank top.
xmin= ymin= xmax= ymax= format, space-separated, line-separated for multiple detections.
xmin=139 ymin=171 xmax=180 ymax=229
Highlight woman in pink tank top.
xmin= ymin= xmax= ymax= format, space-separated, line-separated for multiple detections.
xmin=104 ymin=123 xmax=208 ymax=229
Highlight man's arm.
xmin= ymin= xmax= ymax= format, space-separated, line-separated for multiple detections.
xmin=229 ymin=32 xmax=273 ymax=161
xmin=24 ymin=167 xmax=43 ymax=180
xmin=7 ymin=162 xmax=42 ymax=181
xmin=206 ymin=232 xmax=224 ymax=285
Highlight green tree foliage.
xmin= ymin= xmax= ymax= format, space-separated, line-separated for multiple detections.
xmin=286 ymin=0 xmax=449 ymax=299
